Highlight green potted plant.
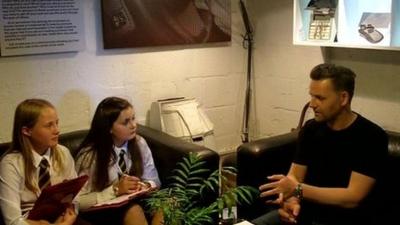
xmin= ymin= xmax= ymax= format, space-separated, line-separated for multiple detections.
xmin=144 ymin=152 xmax=258 ymax=225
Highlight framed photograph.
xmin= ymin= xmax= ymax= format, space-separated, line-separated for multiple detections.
xmin=101 ymin=0 xmax=231 ymax=49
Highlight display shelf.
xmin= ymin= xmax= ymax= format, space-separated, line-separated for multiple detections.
xmin=293 ymin=0 xmax=400 ymax=50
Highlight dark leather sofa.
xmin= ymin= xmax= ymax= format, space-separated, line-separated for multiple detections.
xmin=237 ymin=129 xmax=400 ymax=225
xmin=0 ymin=124 xmax=219 ymax=225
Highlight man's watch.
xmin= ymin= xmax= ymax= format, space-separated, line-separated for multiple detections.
xmin=293 ymin=183 xmax=303 ymax=201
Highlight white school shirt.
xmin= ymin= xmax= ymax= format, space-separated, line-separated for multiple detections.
xmin=0 ymin=145 xmax=77 ymax=225
xmin=75 ymin=136 xmax=161 ymax=210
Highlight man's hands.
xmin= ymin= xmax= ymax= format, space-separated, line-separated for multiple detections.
xmin=260 ymin=174 xmax=299 ymax=201
xmin=278 ymin=197 xmax=301 ymax=224
xmin=258 ymin=174 xmax=301 ymax=224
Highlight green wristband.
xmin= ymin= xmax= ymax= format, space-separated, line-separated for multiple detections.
xmin=293 ymin=183 xmax=303 ymax=200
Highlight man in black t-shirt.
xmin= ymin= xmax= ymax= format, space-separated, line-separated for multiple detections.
xmin=252 ymin=63 xmax=388 ymax=225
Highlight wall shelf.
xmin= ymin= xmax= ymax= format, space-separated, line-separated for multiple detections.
xmin=293 ymin=0 xmax=400 ymax=50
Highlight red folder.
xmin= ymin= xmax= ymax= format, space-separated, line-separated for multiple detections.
xmin=28 ymin=175 xmax=89 ymax=222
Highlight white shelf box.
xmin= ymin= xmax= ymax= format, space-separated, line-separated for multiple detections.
xmin=293 ymin=0 xmax=338 ymax=44
xmin=293 ymin=0 xmax=400 ymax=50
xmin=392 ymin=0 xmax=400 ymax=46
xmin=293 ymin=0 xmax=311 ymax=43
xmin=337 ymin=0 xmax=392 ymax=47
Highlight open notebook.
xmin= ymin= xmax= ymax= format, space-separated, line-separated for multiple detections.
xmin=83 ymin=187 xmax=151 ymax=212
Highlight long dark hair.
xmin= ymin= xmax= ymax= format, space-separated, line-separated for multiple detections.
xmin=77 ymin=97 xmax=143 ymax=191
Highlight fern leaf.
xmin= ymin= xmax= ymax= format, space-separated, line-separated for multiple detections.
xmin=189 ymin=160 xmax=207 ymax=169
xmin=169 ymin=183 xmax=185 ymax=189
xmin=187 ymin=183 xmax=202 ymax=188
xmin=221 ymin=166 xmax=237 ymax=174
xmin=189 ymin=168 xmax=210 ymax=176
xmin=233 ymin=186 xmax=257 ymax=205
xmin=208 ymin=170 xmax=219 ymax=177
xmin=176 ymin=162 xmax=190 ymax=174
xmin=187 ymin=177 xmax=205 ymax=183
xmin=203 ymin=180 xmax=216 ymax=192
xmin=183 ymin=157 xmax=192 ymax=167
xmin=174 ymin=169 xmax=189 ymax=180
xmin=171 ymin=176 xmax=188 ymax=186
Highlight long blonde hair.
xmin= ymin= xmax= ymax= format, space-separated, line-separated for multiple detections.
xmin=8 ymin=99 xmax=65 ymax=193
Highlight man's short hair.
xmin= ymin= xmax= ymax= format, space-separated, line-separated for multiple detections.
xmin=310 ymin=63 xmax=356 ymax=100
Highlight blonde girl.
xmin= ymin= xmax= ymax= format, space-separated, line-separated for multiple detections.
xmin=0 ymin=99 xmax=77 ymax=225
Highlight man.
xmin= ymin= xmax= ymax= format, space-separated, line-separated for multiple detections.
xmin=252 ymin=63 xmax=388 ymax=225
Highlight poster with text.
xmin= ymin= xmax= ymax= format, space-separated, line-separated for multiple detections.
xmin=101 ymin=0 xmax=231 ymax=49
xmin=0 ymin=0 xmax=85 ymax=56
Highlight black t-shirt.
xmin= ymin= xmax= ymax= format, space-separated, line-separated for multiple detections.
xmin=294 ymin=114 xmax=388 ymax=225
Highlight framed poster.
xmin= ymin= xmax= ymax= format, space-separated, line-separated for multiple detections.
xmin=0 ymin=0 xmax=85 ymax=56
xmin=101 ymin=0 xmax=231 ymax=49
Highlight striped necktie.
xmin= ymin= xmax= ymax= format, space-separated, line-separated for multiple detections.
xmin=118 ymin=151 xmax=127 ymax=174
xmin=38 ymin=158 xmax=51 ymax=190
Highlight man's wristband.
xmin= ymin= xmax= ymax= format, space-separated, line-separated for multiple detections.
xmin=293 ymin=183 xmax=303 ymax=201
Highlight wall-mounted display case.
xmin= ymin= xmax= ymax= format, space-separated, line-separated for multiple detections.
xmin=293 ymin=0 xmax=400 ymax=50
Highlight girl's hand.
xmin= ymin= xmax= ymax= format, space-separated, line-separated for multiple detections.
xmin=138 ymin=181 xmax=152 ymax=191
xmin=117 ymin=175 xmax=141 ymax=194
xmin=54 ymin=206 xmax=76 ymax=225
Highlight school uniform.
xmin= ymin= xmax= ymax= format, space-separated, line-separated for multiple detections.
xmin=75 ymin=135 xmax=160 ymax=225
xmin=0 ymin=145 xmax=77 ymax=225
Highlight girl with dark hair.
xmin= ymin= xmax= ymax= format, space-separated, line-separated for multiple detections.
xmin=0 ymin=99 xmax=77 ymax=225
xmin=75 ymin=97 xmax=161 ymax=225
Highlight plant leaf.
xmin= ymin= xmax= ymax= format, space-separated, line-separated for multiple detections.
xmin=144 ymin=152 xmax=258 ymax=225
xmin=221 ymin=166 xmax=237 ymax=174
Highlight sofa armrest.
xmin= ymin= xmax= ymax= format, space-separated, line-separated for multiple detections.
xmin=137 ymin=125 xmax=219 ymax=187
xmin=237 ymin=131 xmax=298 ymax=220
